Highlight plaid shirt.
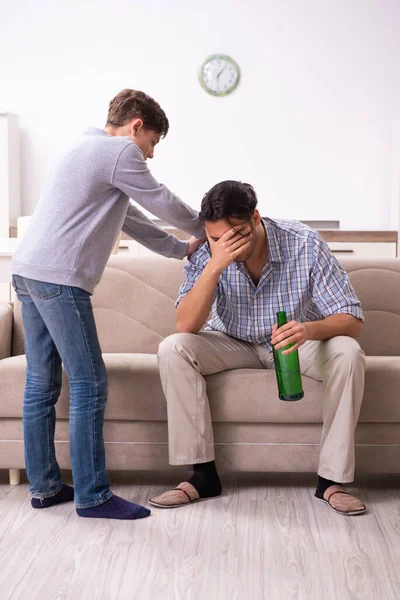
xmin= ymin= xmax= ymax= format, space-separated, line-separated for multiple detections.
xmin=176 ymin=218 xmax=364 ymax=351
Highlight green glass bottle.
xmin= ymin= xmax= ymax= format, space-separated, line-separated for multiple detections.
xmin=273 ymin=311 xmax=304 ymax=401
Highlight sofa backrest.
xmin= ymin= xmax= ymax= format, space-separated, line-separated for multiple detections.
xmin=11 ymin=255 xmax=400 ymax=357
xmin=92 ymin=255 xmax=185 ymax=354
xmin=340 ymin=258 xmax=400 ymax=356
xmin=11 ymin=255 xmax=184 ymax=356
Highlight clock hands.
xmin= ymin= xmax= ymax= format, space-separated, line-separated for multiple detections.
xmin=216 ymin=64 xmax=227 ymax=81
xmin=200 ymin=55 xmax=239 ymax=95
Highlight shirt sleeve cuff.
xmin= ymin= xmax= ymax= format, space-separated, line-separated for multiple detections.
xmin=334 ymin=306 xmax=365 ymax=323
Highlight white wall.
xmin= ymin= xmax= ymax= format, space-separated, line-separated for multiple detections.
xmin=1 ymin=0 xmax=400 ymax=229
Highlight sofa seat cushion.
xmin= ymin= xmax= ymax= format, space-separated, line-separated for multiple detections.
xmin=1 ymin=354 xmax=399 ymax=423
xmin=0 ymin=354 xmax=167 ymax=420
xmin=361 ymin=356 xmax=400 ymax=422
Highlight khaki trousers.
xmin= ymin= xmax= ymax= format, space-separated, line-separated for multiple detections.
xmin=157 ymin=332 xmax=365 ymax=483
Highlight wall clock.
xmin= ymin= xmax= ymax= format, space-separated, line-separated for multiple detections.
xmin=199 ymin=54 xmax=240 ymax=97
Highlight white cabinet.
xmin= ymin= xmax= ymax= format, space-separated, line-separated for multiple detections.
xmin=120 ymin=231 xmax=399 ymax=260
xmin=327 ymin=242 xmax=397 ymax=258
xmin=0 ymin=113 xmax=21 ymax=237
xmin=321 ymin=232 xmax=398 ymax=259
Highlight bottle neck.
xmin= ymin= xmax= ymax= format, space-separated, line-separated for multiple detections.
xmin=276 ymin=311 xmax=287 ymax=328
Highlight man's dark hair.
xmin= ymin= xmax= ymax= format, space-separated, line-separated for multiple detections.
xmin=199 ymin=180 xmax=258 ymax=223
xmin=106 ymin=89 xmax=169 ymax=137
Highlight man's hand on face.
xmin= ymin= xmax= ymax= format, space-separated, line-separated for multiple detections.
xmin=208 ymin=225 xmax=252 ymax=274
xmin=271 ymin=321 xmax=309 ymax=355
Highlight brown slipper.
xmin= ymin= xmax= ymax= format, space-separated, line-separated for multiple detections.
xmin=149 ymin=481 xmax=200 ymax=509
xmin=315 ymin=485 xmax=367 ymax=516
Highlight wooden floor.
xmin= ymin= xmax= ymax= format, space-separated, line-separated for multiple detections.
xmin=0 ymin=470 xmax=400 ymax=600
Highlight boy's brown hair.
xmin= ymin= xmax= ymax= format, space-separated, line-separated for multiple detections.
xmin=106 ymin=89 xmax=169 ymax=137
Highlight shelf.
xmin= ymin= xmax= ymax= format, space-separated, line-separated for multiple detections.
xmin=318 ymin=231 xmax=398 ymax=243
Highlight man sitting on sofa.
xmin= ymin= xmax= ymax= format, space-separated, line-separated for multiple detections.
xmin=150 ymin=180 xmax=367 ymax=516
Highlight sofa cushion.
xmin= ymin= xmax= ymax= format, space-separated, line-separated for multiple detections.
xmin=11 ymin=256 xmax=186 ymax=356
xmin=11 ymin=256 xmax=400 ymax=358
xmin=1 ymin=354 xmax=399 ymax=424
xmin=0 ymin=303 xmax=12 ymax=360
xmin=0 ymin=354 xmax=167 ymax=420
xmin=344 ymin=261 xmax=400 ymax=356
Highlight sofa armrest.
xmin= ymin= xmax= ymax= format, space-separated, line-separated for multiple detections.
xmin=0 ymin=303 xmax=13 ymax=359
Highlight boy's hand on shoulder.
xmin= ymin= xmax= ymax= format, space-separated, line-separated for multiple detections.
xmin=186 ymin=236 xmax=206 ymax=256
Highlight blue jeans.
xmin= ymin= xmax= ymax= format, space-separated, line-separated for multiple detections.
xmin=12 ymin=275 xmax=113 ymax=508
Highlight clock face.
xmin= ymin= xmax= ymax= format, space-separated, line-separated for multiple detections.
xmin=199 ymin=54 xmax=240 ymax=97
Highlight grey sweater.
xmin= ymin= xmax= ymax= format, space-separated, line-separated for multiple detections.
xmin=12 ymin=128 xmax=205 ymax=293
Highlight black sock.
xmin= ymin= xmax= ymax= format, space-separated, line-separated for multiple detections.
xmin=315 ymin=476 xmax=342 ymax=499
xmin=188 ymin=461 xmax=222 ymax=498
xmin=76 ymin=495 xmax=150 ymax=520
xmin=31 ymin=484 xmax=74 ymax=509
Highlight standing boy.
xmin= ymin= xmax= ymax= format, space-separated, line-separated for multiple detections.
xmin=12 ymin=89 xmax=204 ymax=520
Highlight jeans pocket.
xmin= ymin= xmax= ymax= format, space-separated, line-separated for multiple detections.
xmin=12 ymin=275 xmax=29 ymax=297
xmin=25 ymin=278 xmax=62 ymax=300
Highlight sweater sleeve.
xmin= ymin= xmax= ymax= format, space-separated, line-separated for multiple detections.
xmin=112 ymin=143 xmax=205 ymax=239
xmin=122 ymin=202 xmax=188 ymax=260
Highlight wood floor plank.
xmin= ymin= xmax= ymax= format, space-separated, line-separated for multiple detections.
xmin=1 ymin=471 xmax=400 ymax=600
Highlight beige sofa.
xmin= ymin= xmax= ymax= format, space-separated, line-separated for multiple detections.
xmin=1 ymin=255 xmax=400 ymax=485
